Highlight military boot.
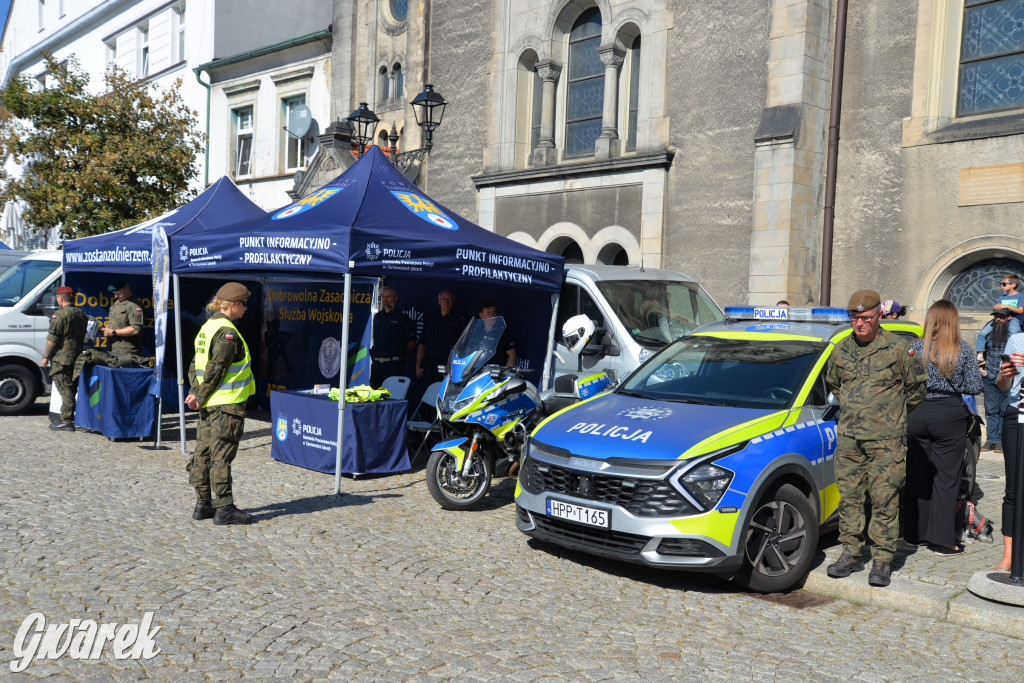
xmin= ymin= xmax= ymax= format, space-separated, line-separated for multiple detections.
xmin=213 ymin=504 xmax=254 ymax=525
xmin=826 ymin=552 xmax=864 ymax=578
xmin=192 ymin=499 xmax=215 ymax=520
xmin=868 ymin=559 xmax=892 ymax=587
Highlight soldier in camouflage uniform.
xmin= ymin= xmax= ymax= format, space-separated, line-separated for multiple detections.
xmin=41 ymin=286 xmax=89 ymax=431
xmin=825 ymin=289 xmax=927 ymax=587
xmin=72 ymin=279 xmax=147 ymax=381
xmin=185 ymin=283 xmax=256 ymax=526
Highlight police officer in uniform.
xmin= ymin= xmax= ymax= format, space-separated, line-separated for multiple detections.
xmin=825 ymin=289 xmax=927 ymax=587
xmin=73 ymin=279 xmax=146 ymax=380
xmin=416 ymin=289 xmax=468 ymax=383
xmin=41 ymin=286 xmax=89 ymax=431
xmin=369 ymin=286 xmax=416 ymax=389
xmin=185 ymin=283 xmax=256 ymax=525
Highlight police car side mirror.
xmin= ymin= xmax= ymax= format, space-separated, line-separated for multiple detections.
xmin=827 ymin=392 xmax=839 ymax=407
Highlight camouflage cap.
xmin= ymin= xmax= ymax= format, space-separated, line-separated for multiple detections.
xmin=847 ymin=289 xmax=881 ymax=313
xmin=215 ymin=282 xmax=251 ymax=302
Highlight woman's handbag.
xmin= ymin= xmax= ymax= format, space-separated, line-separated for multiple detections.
xmin=959 ymin=394 xmax=983 ymax=439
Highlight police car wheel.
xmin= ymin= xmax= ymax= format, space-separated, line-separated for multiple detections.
xmin=734 ymin=482 xmax=818 ymax=593
xmin=0 ymin=364 xmax=37 ymax=415
xmin=425 ymin=449 xmax=493 ymax=510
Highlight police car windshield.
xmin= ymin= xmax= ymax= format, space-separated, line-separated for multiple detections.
xmin=0 ymin=258 xmax=60 ymax=307
xmin=595 ymin=279 xmax=723 ymax=347
xmin=620 ymin=337 xmax=825 ymax=410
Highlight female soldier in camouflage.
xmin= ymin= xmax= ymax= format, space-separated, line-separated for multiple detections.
xmin=185 ymin=283 xmax=256 ymax=525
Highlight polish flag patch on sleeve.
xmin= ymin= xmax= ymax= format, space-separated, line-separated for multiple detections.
xmin=908 ymin=349 xmax=916 ymax=355
xmin=224 ymin=333 xmax=235 ymax=340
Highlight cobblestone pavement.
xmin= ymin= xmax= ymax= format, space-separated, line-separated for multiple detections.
xmin=1 ymin=404 xmax=1023 ymax=681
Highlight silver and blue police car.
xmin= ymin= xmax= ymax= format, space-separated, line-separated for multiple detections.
xmin=515 ymin=306 xmax=923 ymax=592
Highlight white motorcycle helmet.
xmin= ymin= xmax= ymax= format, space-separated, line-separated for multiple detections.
xmin=561 ymin=314 xmax=596 ymax=356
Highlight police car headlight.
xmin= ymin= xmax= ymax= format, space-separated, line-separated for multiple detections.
xmin=678 ymin=464 xmax=733 ymax=510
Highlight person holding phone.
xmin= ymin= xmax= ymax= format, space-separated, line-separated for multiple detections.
xmin=994 ymin=334 xmax=1024 ymax=571
xmin=976 ymin=306 xmax=1021 ymax=452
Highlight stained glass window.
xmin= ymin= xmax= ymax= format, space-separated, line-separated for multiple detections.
xmin=565 ymin=8 xmax=603 ymax=158
xmin=945 ymin=258 xmax=1024 ymax=309
xmin=390 ymin=0 xmax=408 ymax=22
xmin=958 ymin=0 xmax=1024 ymax=115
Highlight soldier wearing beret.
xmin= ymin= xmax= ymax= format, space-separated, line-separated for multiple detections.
xmin=185 ymin=282 xmax=256 ymax=525
xmin=41 ymin=286 xmax=89 ymax=431
xmin=824 ymin=289 xmax=927 ymax=587
xmin=73 ymin=278 xmax=147 ymax=380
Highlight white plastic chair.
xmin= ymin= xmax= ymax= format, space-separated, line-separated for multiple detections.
xmin=407 ymin=381 xmax=443 ymax=464
xmin=381 ymin=375 xmax=411 ymax=401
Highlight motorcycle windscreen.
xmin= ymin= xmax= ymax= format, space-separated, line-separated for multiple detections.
xmin=448 ymin=316 xmax=507 ymax=384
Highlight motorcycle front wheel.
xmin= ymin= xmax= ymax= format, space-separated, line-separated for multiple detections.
xmin=425 ymin=449 xmax=493 ymax=510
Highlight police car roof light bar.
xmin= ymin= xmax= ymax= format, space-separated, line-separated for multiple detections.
xmin=723 ymin=306 xmax=850 ymax=324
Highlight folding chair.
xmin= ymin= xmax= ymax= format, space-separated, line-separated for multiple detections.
xmin=407 ymin=381 xmax=443 ymax=465
xmin=381 ymin=375 xmax=411 ymax=401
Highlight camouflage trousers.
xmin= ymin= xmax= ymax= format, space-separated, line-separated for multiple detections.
xmin=834 ymin=435 xmax=906 ymax=562
xmin=187 ymin=407 xmax=245 ymax=507
xmin=49 ymin=363 xmax=77 ymax=423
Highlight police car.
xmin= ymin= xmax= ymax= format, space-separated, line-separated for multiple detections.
xmin=515 ymin=306 xmax=923 ymax=592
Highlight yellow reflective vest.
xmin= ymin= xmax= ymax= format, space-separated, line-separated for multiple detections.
xmin=194 ymin=318 xmax=255 ymax=407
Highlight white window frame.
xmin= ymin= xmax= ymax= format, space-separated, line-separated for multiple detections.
xmin=173 ymin=8 xmax=186 ymax=64
xmin=138 ymin=24 xmax=150 ymax=77
xmin=38 ymin=0 xmax=45 ymax=32
xmin=234 ymin=107 xmax=254 ymax=178
xmin=283 ymin=95 xmax=308 ymax=172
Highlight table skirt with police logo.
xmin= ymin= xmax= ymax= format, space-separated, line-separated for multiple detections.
xmin=270 ymin=390 xmax=410 ymax=476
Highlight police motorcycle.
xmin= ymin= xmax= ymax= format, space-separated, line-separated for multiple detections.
xmin=425 ymin=314 xmax=614 ymax=510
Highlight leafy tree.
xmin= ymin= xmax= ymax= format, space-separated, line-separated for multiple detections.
xmin=0 ymin=55 xmax=204 ymax=239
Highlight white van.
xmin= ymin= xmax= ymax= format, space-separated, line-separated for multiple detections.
xmin=555 ymin=264 xmax=724 ymax=380
xmin=0 ymin=249 xmax=31 ymax=274
xmin=0 ymin=250 xmax=64 ymax=414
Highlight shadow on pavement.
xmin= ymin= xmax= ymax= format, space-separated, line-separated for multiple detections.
xmin=247 ymin=491 xmax=401 ymax=521
xmin=524 ymin=537 xmax=735 ymax=594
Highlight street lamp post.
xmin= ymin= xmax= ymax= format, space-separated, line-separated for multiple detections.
xmin=346 ymin=102 xmax=380 ymax=155
xmin=346 ymin=85 xmax=448 ymax=173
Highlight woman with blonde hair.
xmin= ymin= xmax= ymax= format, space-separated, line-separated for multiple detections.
xmin=904 ymin=299 xmax=984 ymax=553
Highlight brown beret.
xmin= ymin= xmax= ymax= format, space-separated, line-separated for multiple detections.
xmin=847 ymin=289 xmax=881 ymax=313
xmin=216 ymin=282 xmax=251 ymax=302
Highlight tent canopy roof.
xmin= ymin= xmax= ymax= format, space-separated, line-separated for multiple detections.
xmin=63 ymin=177 xmax=266 ymax=273
xmin=168 ymin=147 xmax=564 ymax=292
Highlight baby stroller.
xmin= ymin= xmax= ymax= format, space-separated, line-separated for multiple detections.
xmin=957 ymin=394 xmax=994 ymax=544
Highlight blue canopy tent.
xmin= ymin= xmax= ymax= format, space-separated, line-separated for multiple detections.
xmin=166 ymin=146 xmax=565 ymax=492
xmin=62 ymin=177 xmax=266 ymax=443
